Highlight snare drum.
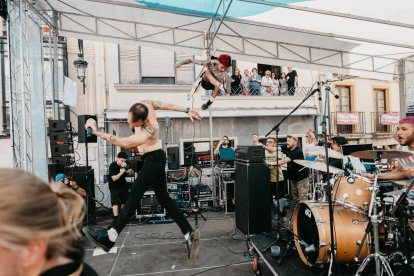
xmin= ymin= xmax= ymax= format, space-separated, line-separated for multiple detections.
xmin=293 ymin=202 xmax=370 ymax=266
xmin=333 ymin=174 xmax=372 ymax=213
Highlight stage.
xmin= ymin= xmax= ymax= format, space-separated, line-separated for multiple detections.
xmin=79 ymin=211 xmax=273 ymax=276
xmin=79 ymin=208 xmax=414 ymax=276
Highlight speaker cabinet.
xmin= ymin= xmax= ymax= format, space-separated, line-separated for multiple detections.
xmin=167 ymin=146 xmax=179 ymax=170
xmin=69 ymin=169 xmax=95 ymax=214
xmin=78 ymin=115 xmax=97 ymax=143
xmin=49 ymin=120 xmax=71 ymax=132
xmin=50 ymin=144 xmax=73 ymax=157
xmin=51 ymin=156 xmax=72 ymax=167
xmin=235 ymin=161 xmax=271 ymax=236
xmin=49 ymin=131 xmax=73 ymax=145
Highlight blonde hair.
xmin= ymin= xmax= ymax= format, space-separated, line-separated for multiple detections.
xmin=0 ymin=169 xmax=85 ymax=259
xmin=265 ymin=70 xmax=271 ymax=75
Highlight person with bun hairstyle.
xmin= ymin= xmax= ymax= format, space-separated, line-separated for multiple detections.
xmin=174 ymin=54 xmax=232 ymax=110
xmin=0 ymin=168 xmax=98 ymax=276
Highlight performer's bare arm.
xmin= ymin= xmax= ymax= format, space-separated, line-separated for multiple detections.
xmin=141 ymin=100 xmax=202 ymax=122
xmin=363 ymin=165 xmax=405 ymax=180
xmin=85 ymin=100 xmax=202 ymax=148
xmin=174 ymin=59 xmax=207 ymax=68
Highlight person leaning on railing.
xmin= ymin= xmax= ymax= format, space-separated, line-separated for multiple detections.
xmin=261 ymin=70 xmax=273 ymax=96
xmin=231 ymin=67 xmax=242 ymax=96
xmin=271 ymin=72 xmax=280 ymax=96
xmin=241 ymin=69 xmax=251 ymax=95
xmin=249 ymin=68 xmax=261 ymax=96
xmin=279 ymin=72 xmax=288 ymax=96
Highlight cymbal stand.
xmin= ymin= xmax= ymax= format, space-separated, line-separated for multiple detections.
xmin=355 ymin=157 xmax=394 ymax=276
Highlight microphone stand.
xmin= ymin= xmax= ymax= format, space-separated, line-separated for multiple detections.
xmin=265 ymin=86 xmax=320 ymax=253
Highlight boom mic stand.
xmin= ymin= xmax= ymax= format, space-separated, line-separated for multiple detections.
xmin=265 ymin=84 xmax=320 ymax=254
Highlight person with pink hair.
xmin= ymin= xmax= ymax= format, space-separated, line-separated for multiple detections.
xmin=363 ymin=116 xmax=414 ymax=180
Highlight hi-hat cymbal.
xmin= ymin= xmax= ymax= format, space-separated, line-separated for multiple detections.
xmin=307 ymin=146 xmax=344 ymax=159
xmin=293 ymin=160 xmax=344 ymax=174
xmin=351 ymin=150 xmax=411 ymax=160
xmin=395 ymin=180 xmax=413 ymax=186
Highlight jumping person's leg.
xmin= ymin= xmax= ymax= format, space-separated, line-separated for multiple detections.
xmin=201 ymin=71 xmax=225 ymax=110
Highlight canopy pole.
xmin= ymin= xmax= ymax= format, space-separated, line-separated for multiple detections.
xmin=399 ymin=59 xmax=406 ymax=117
xmin=52 ymin=11 xmax=59 ymax=119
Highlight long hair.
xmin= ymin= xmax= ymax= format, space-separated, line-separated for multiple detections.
xmin=0 ymin=169 xmax=85 ymax=259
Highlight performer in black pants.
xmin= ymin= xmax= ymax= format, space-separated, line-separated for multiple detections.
xmin=82 ymin=100 xmax=203 ymax=261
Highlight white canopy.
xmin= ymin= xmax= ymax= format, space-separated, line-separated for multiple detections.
xmin=39 ymin=0 xmax=414 ymax=80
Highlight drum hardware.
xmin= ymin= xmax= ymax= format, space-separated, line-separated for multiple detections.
xmin=354 ymin=152 xmax=395 ymax=276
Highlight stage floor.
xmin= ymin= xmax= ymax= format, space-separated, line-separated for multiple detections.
xmin=79 ymin=211 xmax=273 ymax=276
xmin=79 ymin=210 xmax=414 ymax=276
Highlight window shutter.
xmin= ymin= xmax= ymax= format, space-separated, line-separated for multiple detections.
xmin=119 ymin=45 xmax=140 ymax=83
xmin=141 ymin=46 xmax=174 ymax=77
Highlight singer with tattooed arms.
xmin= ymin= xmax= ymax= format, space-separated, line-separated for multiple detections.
xmin=82 ymin=100 xmax=203 ymax=261
xmin=174 ymin=54 xmax=232 ymax=110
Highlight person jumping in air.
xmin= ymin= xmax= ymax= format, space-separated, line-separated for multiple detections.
xmin=174 ymin=54 xmax=232 ymax=110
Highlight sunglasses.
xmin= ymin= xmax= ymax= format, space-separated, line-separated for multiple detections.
xmin=287 ymin=135 xmax=297 ymax=141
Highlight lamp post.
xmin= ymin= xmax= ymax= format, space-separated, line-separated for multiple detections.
xmin=73 ymin=39 xmax=88 ymax=94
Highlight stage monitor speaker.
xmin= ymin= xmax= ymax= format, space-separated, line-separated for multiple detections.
xmin=50 ymin=144 xmax=73 ymax=157
xmin=49 ymin=120 xmax=71 ymax=132
xmin=49 ymin=131 xmax=73 ymax=145
xmin=69 ymin=169 xmax=95 ymax=214
xmin=52 ymin=156 xmax=72 ymax=167
xmin=48 ymin=163 xmax=64 ymax=182
xmin=78 ymin=115 xmax=97 ymax=143
xmin=235 ymin=161 xmax=271 ymax=236
xmin=167 ymin=146 xmax=179 ymax=170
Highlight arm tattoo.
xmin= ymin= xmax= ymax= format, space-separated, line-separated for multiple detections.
xmin=209 ymin=65 xmax=225 ymax=81
xmin=180 ymin=59 xmax=206 ymax=66
xmin=142 ymin=100 xmax=162 ymax=110
xmin=143 ymin=125 xmax=156 ymax=137
xmin=110 ymin=135 xmax=118 ymax=142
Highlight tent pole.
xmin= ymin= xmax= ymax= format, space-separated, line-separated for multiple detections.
xmin=398 ymin=59 xmax=406 ymax=117
xmin=52 ymin=11 xmax=60 ymax=119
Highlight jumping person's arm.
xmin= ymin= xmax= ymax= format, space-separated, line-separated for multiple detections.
xmin=141 ymin=100 xmax=202 ymax=122
xmin=85 ymin=120 xmax=157 ymax=149
xmin=173 ymin=59 xmax=206 ymax=69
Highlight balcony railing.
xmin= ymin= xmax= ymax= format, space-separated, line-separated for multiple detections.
xmin=205 ymin=86 xmax=313 ymax=97
xmin=330 ymin=111 xmax=366 ymax=135
xmin=371 ymin=111 xmax=399 ymax=134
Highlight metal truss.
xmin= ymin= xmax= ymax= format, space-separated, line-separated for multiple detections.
xmin=8 ymin=0 xmax=33 ymax=171
xmin=51 ymin=0 xmax=414 ymax=77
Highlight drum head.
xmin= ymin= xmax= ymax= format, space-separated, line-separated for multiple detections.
xmin=296 ymin=204 xmax=319 ymax=264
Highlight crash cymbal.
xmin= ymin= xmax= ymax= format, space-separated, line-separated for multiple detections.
xmin=307 ymin=146 xmax=344 ymax=159
xmin=395 ymin=180 xmax=414 ymax=186
xmin=351 ymin=150 xmax=411 ymax=160
xmin=293 ymin=160 xmax=344 ymax=174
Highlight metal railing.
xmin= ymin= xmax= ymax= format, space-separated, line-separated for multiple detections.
xmin=205 ymin=86 xmax=313 ymax=96
xmin=371 ymin=111 xmax=399 ymax=134
xmin=330 ymin=111 xmax=366 ymax=135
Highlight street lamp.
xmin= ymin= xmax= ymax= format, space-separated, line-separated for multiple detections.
xmin=73 ymin=39 xmax=88 ymax=94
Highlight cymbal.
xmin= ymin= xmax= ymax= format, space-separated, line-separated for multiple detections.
xmin=307 ymin=146 xmax=344 ymax=159
xmin=395 ymin=180 xmax=414 ymax=186
xmin=293 ymin=160 xmax=344 ymax=174
xmin=351 ymin=150 xmax=411 ymax=160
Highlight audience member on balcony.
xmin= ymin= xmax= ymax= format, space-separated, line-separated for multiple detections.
xmin=279 ymin=72 xmax=288 ymax=96
xmin=241 ymin=69 xmax=251 ymax=95
xmin=271 ymin=72 xmax=280 ymax=95
xmin=250 ymin=68 xmax=261 ymax=96
xmin=261 ymin=70 xmax=273 ymax=96
xmin=286 ymin=67 xmax=298 ymax=96
xmin=231 ymin=68 xmax=242 ymax=95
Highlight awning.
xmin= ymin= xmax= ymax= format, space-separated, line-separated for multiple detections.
xmin=39 ymin=0 xmax=414 ymax=80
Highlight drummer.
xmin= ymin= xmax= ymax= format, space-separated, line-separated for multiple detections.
xmin=363 ymin=116 xmax=414 ymax=181
xmin=265 ymin=134 xmax=309 ymax=201
xmin=308 ymin=132 xmax=349 ymax=169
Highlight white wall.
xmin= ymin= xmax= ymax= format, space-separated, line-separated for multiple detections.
xmin=0 ymin=138 xmax=13 ymax=168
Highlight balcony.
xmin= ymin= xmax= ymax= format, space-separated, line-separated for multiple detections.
xmin=371 ymin=111 xmax=399 ymax=134
xmin=205 ymin=86 xmax=312 ymax=96
xmin=330 ymin=111 xmax=366 ymax=135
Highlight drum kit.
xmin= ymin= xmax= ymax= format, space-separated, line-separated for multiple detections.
xmin=287 ymin=150 xmax=414 ymax=275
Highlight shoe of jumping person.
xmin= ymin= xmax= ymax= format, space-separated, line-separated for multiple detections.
xmin=82 ymin=227 xmax=115 ymax=252
xmin=201 ymin=100 xmax=213 ymax=110
xmin=185 ymin=229 xmax=200 ymax=261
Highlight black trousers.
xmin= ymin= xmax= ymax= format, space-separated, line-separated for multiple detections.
xmin=110 ymin=149 xmax=193 ymax=235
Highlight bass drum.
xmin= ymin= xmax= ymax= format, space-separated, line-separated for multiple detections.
xmin=293 ymin=202 xmax=370 ymax=266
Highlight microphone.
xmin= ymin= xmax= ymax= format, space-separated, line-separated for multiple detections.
xmin=86 ymin=118 xmax=95 ymax=138
xmin=310 ymin=88 xmax=320 ymax=95
xmin=325 ymin=85 xmax=339 ymax=99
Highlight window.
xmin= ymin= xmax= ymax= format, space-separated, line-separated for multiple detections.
xmin=374 ymin=89 xmax=386 ymax=112
xmin=335 ymin=86 xmax=351 ymax=112
xmin=119 ymin=45 xmax=140 ymax=84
